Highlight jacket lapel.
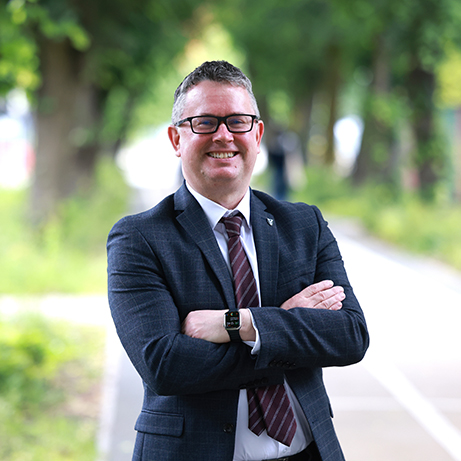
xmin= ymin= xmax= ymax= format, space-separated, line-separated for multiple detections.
xmin=174 ymin=184 xmax=236 ymax=310
xmin=250 ymin=192 xmax=279 ymax=308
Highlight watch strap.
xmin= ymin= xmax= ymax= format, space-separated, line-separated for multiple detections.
xmin=227 ymin=328 xmax=241 ymax=342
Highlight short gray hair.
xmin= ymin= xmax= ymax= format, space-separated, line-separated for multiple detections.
xmin=171 ymin=60 xmax=260 ymax=124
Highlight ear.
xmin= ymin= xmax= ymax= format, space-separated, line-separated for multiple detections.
xmin=168 ymin=125 xmax=181 ymax=157
xmin=255 ymin=119 xmax=264 ymax=151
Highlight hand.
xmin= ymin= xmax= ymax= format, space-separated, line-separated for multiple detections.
xmin=181 ymin=309 xmax=256 ymax=343
xmin=182 ymin=310 xmax=228 ymax=343
xmin=280 ymin=280 xmax=345 ymax=311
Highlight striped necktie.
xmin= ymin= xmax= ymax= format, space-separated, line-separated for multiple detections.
xmin=221 ymin=213 xmax=297 ymax=446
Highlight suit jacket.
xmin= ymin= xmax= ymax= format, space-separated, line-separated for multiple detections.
xmin=107 ymin=183 xmax=369 ymax=461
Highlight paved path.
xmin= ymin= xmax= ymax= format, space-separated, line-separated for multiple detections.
xmin=97 ymin=324 xmax=143 ymax=461
xmin=93 ymin=215 xmax=461 ymax=461
xmin=326 ymin=220 xmax=461 ymax=461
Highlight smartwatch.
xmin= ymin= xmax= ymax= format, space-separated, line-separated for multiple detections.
xmin=223 ymin=309 xmax=241 ymax=342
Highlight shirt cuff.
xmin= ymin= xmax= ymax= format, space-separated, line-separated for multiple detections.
xmin=243 ymin=309 xmax=260 ymax=354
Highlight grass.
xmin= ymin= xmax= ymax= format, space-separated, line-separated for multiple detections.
xmin=290 ymin=167 xmax=461 ymax=271
xmin=0 ymin=157 xmax=129 ymax=294
xmin=0 ymin=311 xmax=105 ymax=460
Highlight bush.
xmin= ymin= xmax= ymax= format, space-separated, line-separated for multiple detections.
xmin=291 ymin=167 xmax=461 ymax=271
xmin=0 ymin=312 xmax=105 ymax=460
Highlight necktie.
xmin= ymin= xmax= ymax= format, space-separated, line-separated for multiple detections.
xmin=220 ymin=213 xmax=297 ymax=447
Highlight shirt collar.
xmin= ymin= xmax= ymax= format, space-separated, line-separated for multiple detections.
xmin=185 ymin=182 xmax=251 ymax=231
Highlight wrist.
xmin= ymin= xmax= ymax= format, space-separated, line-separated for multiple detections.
xmin=239 ymin=309 xmax=256 ymax=342
xmin=223 ymin=309 xmax=241 ymax=342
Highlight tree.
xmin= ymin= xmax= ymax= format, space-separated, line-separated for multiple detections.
xmin=214 ymin=0 xmax=461 ymax=199
xmin=350 ymin=0 xmax=403 ymax=186
xmin=351 ymin=0 xmax=461 ymax=198
xmin=395 ymin=0 xmax=461 ymax=199
xmin=2 ymin=0 xmax=199 ymax=223
xmin=214 ymin=0 xmax=330 ymax=161
xmin=215 ymin=0 xmax=369 ymax=165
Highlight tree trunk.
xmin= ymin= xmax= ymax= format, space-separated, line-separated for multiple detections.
xmin=325 ymin=44 xmax=341 ymax=166
xmin=108 ymin=91 xmax=138 ymax=158
xmin=31 ymin=36 xmax=102 ymax=223
xmin=406 ymin=66 xmax=441 ymax=199
xmin=353 ymin=35 xmax=396 ymax=185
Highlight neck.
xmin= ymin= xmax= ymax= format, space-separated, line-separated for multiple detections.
xmin=204 ymin=190 xmax=245 ymax=210
xmin=187 ymin=182 xmax=248 ymax=210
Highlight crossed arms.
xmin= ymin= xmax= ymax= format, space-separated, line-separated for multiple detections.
xmin=182 ymin=280 xmax=346 ymax=343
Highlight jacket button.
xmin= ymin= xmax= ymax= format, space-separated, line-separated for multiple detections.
xmin=223 ymin=423 xmax=235 ymax=433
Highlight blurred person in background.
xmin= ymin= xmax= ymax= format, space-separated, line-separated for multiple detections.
xmin=267 ymin=126 xmax=289 ymax=200
xmin=107 ymin=60 xmax=369 ymax=461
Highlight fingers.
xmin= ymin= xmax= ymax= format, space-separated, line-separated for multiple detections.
xmin=306 ymin=281 xmax=345 ymax=310
xmin=323 ymin=290 xmax=344 ymax=311
xmin=281 ymin=280 xmax=345 ymax=311
xmin=302 ymin=280 xmax=335 ymax=297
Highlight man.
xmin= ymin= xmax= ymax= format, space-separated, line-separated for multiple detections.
xmin=107 ymin=60 xmax=369 ymax=461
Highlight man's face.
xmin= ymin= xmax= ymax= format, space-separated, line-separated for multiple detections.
xmin=168 ymin=80 xmax=264 ymax=205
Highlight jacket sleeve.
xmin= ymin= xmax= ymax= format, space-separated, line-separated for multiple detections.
xmin=107 ymin=217 xmax=285 ymax=397
xmin=250 ymin=205 xmax=369 ymax=371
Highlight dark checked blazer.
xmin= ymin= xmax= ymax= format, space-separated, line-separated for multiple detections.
xmin=107 ymin=182 xmax=369 ymax=461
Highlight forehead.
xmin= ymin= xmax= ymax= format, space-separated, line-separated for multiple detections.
xmin=182 ymin=80 xmax=254 ymax=117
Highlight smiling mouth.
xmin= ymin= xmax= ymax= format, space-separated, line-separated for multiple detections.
xmin=208 ymin=152 xmax=237 ymax=159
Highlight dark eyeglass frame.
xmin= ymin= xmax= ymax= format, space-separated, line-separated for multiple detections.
xmin=174 ymin=114 xmax=259 ymax=134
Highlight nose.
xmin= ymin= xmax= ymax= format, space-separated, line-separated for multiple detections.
xmin=212 ymin=120 xmax=234 ymax=141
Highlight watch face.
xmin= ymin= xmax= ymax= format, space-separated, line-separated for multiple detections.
xmin=225 ymin=311 xmax=241 ymax=330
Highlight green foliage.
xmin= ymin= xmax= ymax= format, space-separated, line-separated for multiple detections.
xmin=0 ymin=157 xmax=129 ymax=294
xmin=0 ymin=312 xmax=75 ymax=409
xmin=7 ymin=0 xmax=91 ymax=50
xmin=437 ymin=45 xmax=461 ymax=108
xmin=292 ymin=167 xmax=461 ymax=271
xmin=0 ymin=312 xmax=104 ymax=460
xmin=132 ymin=20 xmax=245 ymax=132
xmin=2 ymin=0 xmax=200 ymax=131
xmin=0 ymin=3 xmax=39 ymax=93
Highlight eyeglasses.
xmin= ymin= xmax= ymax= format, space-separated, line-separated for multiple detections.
xmin=174 ymin=114 xmax=259 ymax=134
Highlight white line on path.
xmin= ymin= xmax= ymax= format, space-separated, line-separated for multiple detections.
xmin=364 ymin=352 xmax=461 ymax=461
xmin=333 ymin=228 xmax=461 ymax=460
xmin=97 ymin=323 xmax=123 ymax=461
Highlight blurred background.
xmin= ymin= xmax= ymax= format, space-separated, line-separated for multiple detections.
xmin=1 ymin=0 xmax=460 ymax=459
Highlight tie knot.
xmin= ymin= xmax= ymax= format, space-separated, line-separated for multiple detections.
xmin=221 ymin=213 xmax=243 ymax=238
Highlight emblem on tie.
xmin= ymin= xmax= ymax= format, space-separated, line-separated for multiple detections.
xmin=266 ymin=218 xmax=274 ymax=226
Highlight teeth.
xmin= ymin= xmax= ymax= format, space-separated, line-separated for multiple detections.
xmin=209 ymin=152 xmax=236 ymax=159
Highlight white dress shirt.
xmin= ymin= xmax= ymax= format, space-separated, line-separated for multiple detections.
xmin=186 ymin=183 xmax=313 ymax=461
